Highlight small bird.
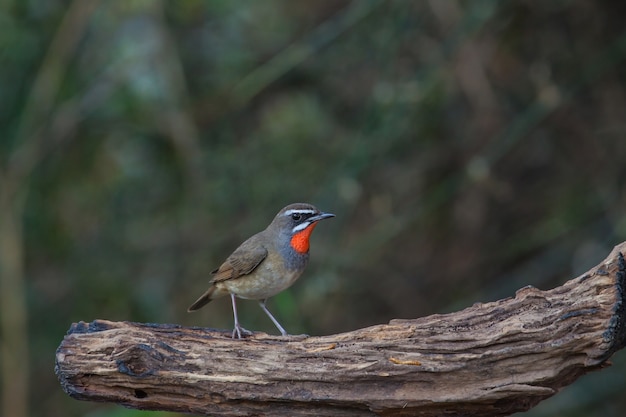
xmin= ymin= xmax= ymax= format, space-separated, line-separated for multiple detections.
xmin=188 ymin=203 xmax=334 ymax=338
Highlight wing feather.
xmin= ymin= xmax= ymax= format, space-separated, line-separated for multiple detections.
xmin=211 ymin=239 xmax=268 ymax=283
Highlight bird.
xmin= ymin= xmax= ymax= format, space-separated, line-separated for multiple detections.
xmin=188 ymin=203 xmax=335 ymax=339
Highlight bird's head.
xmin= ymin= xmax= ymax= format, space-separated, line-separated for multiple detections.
xmin=270 ymin=203 xmax=335 ymax=254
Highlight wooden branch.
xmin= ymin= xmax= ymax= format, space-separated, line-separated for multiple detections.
xmin=55 ymin=242 xmax=626 ymax=417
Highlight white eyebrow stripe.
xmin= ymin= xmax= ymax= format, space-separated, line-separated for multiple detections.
xmin=284 ymin=209 xmax=316 ymax=216
xmin=292 ymin=221 xmax=312 ymax=233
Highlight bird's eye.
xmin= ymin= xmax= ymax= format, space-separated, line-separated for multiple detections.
xmin=291 ymin=213 xmax=302 ymax=221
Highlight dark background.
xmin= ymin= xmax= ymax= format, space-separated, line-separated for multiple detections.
xmin=1 ymin=1 xmax=626 ymax=416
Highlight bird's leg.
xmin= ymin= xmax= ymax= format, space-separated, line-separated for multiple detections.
xmin=259 ymin=299 xmax=288 ymax=336
xmin=231 ymin=293 xmax=252 ymax=339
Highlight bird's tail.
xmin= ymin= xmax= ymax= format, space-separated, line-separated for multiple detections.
xmin=187 ymin=286 xmax=217 ymax=312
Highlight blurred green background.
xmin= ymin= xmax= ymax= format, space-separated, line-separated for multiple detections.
xmin=1 ymin=1 xmax=626 ymax=416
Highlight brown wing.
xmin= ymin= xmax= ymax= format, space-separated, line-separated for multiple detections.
xmin=210 ymin=238 xmax=268 ymax=283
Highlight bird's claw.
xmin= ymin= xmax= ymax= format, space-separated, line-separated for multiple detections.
xmin=232 ymin=324 xmax=253 ymax=339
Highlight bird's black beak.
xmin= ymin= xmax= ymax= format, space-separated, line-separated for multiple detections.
xmin=310 ymin=212 xmax=335 ymax=222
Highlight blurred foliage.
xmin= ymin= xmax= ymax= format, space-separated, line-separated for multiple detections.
xmin=1 ymin=1 xmax=626 ymax=416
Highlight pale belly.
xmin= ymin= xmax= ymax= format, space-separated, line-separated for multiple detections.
xmin=217 ymin=261 xmax=303 ymax=300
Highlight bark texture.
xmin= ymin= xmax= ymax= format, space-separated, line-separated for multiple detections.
xmin=55 ymin=242 xmax=626 ymax=416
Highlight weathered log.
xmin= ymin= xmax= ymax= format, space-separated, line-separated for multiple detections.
xmin=55 ymin=242 xmax=626 ymax=416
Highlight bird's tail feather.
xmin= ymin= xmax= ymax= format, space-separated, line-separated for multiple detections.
xmin=187 ymin=286 xmax=216 ymax=312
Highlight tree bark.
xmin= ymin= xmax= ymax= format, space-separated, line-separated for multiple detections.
xmin=55 ymin=242 xmax=626 ymax=416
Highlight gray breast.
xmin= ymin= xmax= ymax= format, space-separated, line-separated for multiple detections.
xmin=281 ymin=246 xmax=309 ymax=271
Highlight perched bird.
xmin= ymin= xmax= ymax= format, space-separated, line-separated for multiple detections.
xmin=188 ymin=203 xmax=335 ymax=338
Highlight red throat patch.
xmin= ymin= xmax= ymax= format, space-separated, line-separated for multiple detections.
xmin=290 ymin=222 xmax=318 ymax=254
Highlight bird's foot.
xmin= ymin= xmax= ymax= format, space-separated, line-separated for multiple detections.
xmin=232 ymin=324 xmax=253 ymax=339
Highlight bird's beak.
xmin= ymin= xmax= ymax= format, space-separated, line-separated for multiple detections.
xmin=309 ymin=212 xmax=335 ymax=222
